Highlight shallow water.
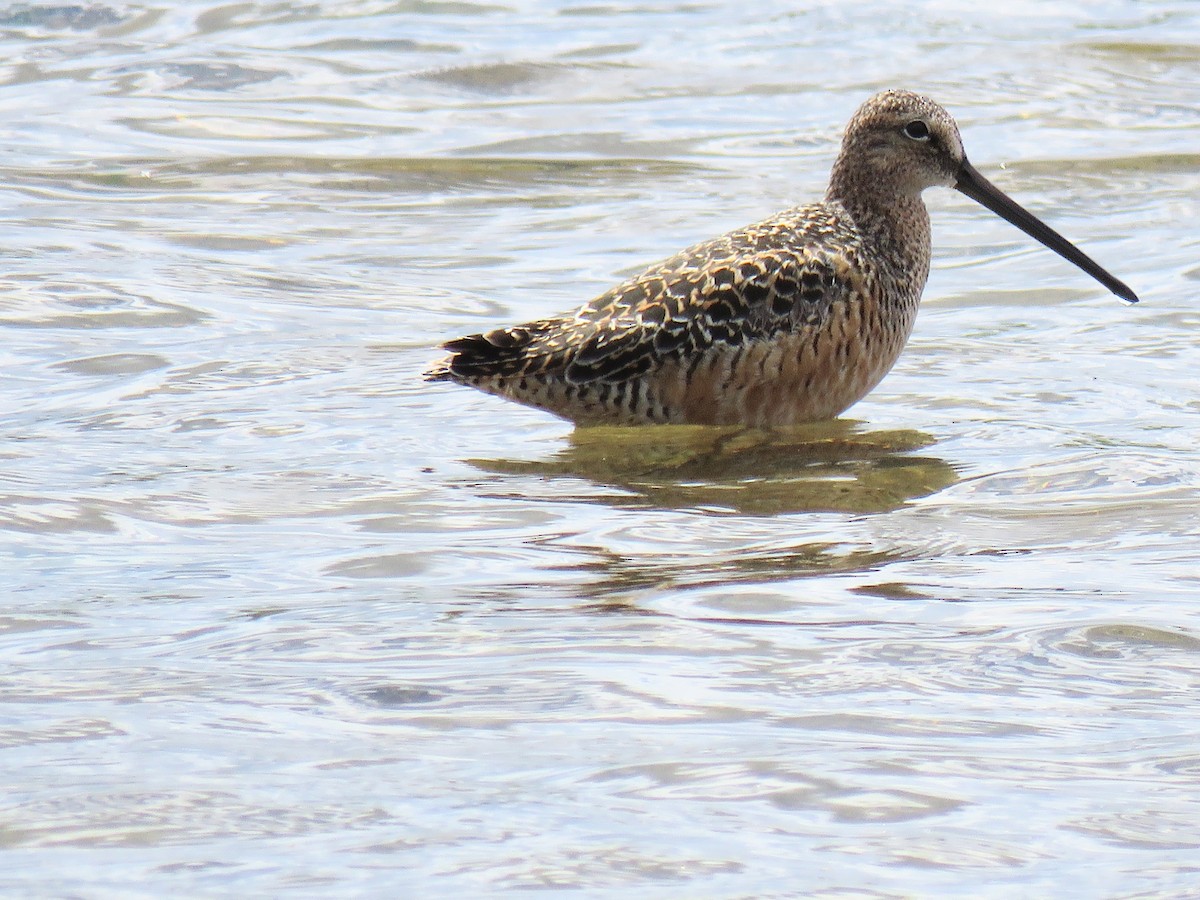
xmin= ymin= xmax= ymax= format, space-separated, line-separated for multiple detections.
xmin=3 ymin=1 xmax=1200 ymax=895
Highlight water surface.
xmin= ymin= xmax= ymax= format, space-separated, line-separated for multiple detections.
xmin=3 ymin=1 xmax=1200 ymax=895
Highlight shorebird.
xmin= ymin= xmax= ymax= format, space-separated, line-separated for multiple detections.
xmin=426 ymin=90 xmax=1137 ymax=427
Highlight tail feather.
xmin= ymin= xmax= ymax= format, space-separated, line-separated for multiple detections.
xmin=424 ymin=321 xmax=557 ymax=383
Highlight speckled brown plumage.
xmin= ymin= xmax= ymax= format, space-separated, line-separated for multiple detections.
xmin=426 ymin=90 xmax=1137 ymax=427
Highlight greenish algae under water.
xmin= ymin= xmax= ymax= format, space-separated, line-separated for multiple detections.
xmin=476 ymin=421 xmax=959 ymax=515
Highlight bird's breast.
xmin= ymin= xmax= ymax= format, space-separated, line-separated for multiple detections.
xmin=653 ymin=279 xmax=920 ymax=426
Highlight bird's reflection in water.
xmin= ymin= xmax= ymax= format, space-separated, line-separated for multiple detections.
xmin=472 ymin=419 xmax=958 ymax=516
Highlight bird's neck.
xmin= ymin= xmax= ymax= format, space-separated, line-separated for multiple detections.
xmin=826 ymin=164 xmax=927 ymax=226
xmin=825 ymin=180 xmax=932 ymax=294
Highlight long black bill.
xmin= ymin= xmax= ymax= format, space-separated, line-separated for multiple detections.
xmin=954 ymin=159 xmax=1138 ymax=304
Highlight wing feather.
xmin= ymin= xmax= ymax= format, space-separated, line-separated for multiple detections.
xmin=429 ymin=205 xmax=863 ymax=388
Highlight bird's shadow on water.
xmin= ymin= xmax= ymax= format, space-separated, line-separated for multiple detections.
xmin=469 ymin=419 xmax=959 ymax=516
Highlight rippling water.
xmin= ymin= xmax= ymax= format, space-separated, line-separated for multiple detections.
xmin=3 ymin=1 xmax=1200 ymax=895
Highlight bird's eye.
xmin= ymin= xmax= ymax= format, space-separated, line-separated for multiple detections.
xmin=902 ymin=120 xmax=930 ymax=141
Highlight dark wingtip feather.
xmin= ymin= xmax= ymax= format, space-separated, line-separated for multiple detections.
xmin=428 ymin=325 xmax=550 ymax=381
xmin=423 ymin=359 xmax=453 ymax=382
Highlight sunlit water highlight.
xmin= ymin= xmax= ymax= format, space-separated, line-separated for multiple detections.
xmin=2 ymin=1 xmax=1200 ymax=895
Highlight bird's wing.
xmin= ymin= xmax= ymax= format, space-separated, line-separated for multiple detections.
xmin=431 ymin=210 xmax=865 ymax=386
xmin=559 ymin=239 xmax=857 ymax=384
